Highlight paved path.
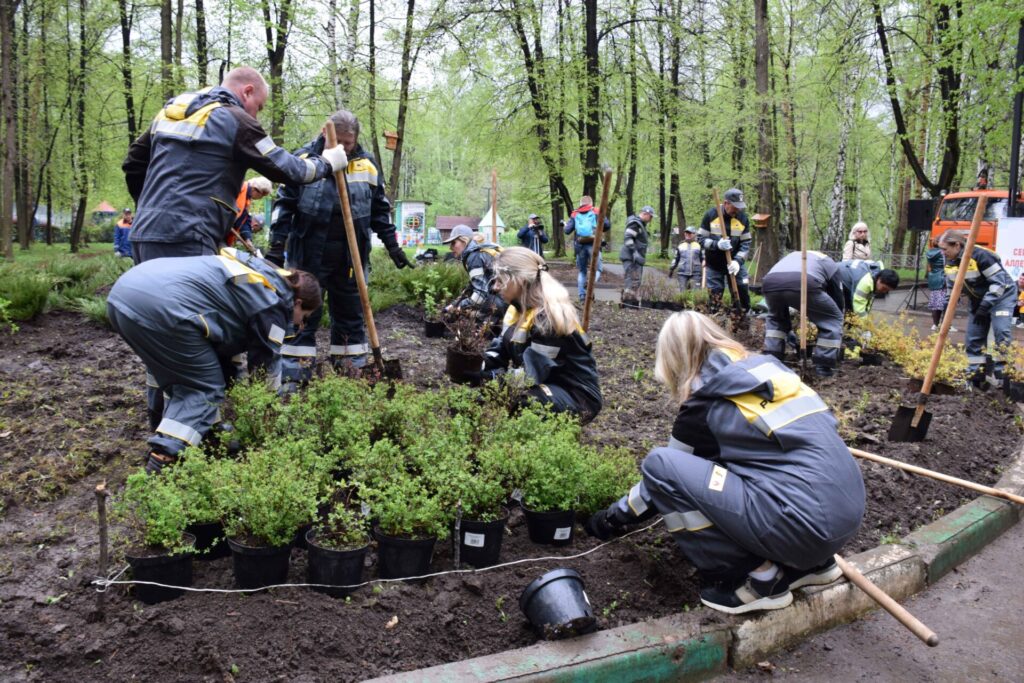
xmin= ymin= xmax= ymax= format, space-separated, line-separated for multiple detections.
xmin=719 ymin=518 xmax=1024 ymax=681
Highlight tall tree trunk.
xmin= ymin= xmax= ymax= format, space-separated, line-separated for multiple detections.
xmin=160 ymin=0 xmax=173 ymax=100
xmin=327 ymin=0 xmax=341 ymax=107
xmin=118 ymin=0 xmax=137 ymax=143
xmin=343 ymin=0 xmax=359 ymax=104
xmin=69 ymin=0 xmax=88 ymax=253
xmin=262 ymin=0 xmax=293 ymax=142
xmin=624 ymin=0 xmax=638 ymax=217
xmin=663 ymin=0 xmax=682 ymax=256
xmin=386 ymin=0 xmax=416 ymax=202
xmin=581 ymin=0 xmax=600 ymax=197
xmin=753 ymin=0 xmax=777 ymax=278
xmin=823 ymin=101 xmax=851 ymax=252
xmin=0 ymin=0 xmax=18 ymax=260
xmin=367 ymin=0 xmax=380 ymax=164
xmin=195 ymin=0 xmax=207 ymax=87
xmin=891 ymin=155 xmax=911 ymax=255
xmin=174 ymin=0 xmax=183 ymax=84
xmin=15 ymin=0 xmax=29 ymax=249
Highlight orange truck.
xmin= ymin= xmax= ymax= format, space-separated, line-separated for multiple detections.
xmin=929 ymin=189 xmax=1024 ymax=249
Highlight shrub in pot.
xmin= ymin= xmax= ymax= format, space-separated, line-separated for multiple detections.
xmin=307 ymin=496 xmax=371 ymax=598
xmin=443 ymin=439 xmax=509 ymax=568
xmin=444 ymin=309 xmax=489 ymax=384
xmin=166 ymin=448 xmax=235 ymax=559
xmin=422 ymin=292 xmax=446 ymax=338
xmin=222 ymin=445 xmax=320 ymax=589
xmin=112 ymin=471 xmax=195 ymax=604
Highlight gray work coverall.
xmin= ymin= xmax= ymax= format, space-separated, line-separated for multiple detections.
xmin=107 ymin=250 xmax=293 ymax=458
xmin=600 ymin=351 xmax=865 ymax=582
xmin=761 ymin=251 xmax=845 ymax=369
xmin=619 ymin=214 xmax=650 ymax=293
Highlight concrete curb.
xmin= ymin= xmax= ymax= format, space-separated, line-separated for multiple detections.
xmin=370 ymin=443 xmax=1024 ymax=682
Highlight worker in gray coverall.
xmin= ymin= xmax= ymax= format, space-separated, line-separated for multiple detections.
xmin=107 ymin=248 xmax=321 ymax=473
xmin=761 ymin=251 xmax=845 ymax=377
xmin=585 ymin=311 xmax=864 ymax=615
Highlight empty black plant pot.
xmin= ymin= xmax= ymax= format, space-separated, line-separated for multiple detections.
xmin=305 ymin=530 xmax=370 ymax=598
xmin=522 ymin=507 xmax=575 ymax=547
xmin=125 ymin=533 xmax=195 ymax=605
xmin=186 ymin=520 xmax=230 ymax=560
xmin=454 ymin=509 xmax=509 ymax=568
xmin=860 ymin=351 xmax=884 ymax=366
xmin=1004 ymin=377 xmax=1024 ymax=402
xmin=374 ymin=529 xmax=436 ymax=582
xmin=445 ymin=348 xmax=484 ymax=385
xmin=227 ymin=537 xmax=292 ymax=590
xmin=424 ymin=319 xmax=446 ymax=338
xmin=519 ymin=568 xmax=597 ymax=640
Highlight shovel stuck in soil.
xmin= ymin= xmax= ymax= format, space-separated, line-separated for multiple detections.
xmin=889 ymin=197 xmax=987 ymax=442
xmin=324 ymin=123 xmax=402 ymax=380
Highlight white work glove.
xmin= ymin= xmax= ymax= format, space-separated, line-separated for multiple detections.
xmin=320 ymin=145 xmax=348 ymax=173
xmin=727 ymin=260 xmax=740 ymax=276
xmin=717 ymin=238 xmax=733 ymax=251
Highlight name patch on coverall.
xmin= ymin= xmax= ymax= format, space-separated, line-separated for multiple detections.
xmin=709 ymin=465 xmax=728 ymax=492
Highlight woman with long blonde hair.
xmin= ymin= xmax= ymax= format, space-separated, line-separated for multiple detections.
xmin=585 ymin=311 xmax=864 ymax=615
xmin=476 ymin=247 xmax=601 ymax=422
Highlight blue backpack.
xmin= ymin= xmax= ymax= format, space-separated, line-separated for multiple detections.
xmin=574 ymin=210 xmax=597 ymax=242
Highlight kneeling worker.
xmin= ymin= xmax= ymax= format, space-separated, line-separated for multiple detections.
xmin=585 ymin=311 xmax=864 ymax=614
xmin=762 ymin=251 xmax=845 ymax=377
xmin=838 ymin=259 xmax=899 ymax=317
xmin=445 ymin=225 xmax=507 ymax=324
xmin=477 ymin=247 xmax=602 ymax=423
xmin=107 ymin=249 xmax=320 ymax=473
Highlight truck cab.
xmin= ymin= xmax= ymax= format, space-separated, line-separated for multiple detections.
xmin=930 ymin=190 xmax=1024 ymax=249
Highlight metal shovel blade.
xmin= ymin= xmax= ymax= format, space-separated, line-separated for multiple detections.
xmin=888 ymin=405 xmax=932 ymax=442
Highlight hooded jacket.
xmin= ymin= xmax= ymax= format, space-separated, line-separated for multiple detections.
xmin=609 ymin=350 xmax=864 ymax=555
xmin=838 ymin=259 xmax=882 ymax=315
xmin=269 ymin=138 xmax=399 ymax=271
xmin=123 ymin=86 xmax=334 ymax=250
xmin=944 ymin=245 xmax=1016 ymax=314
xmin=457 ymin=240 xmax=506 ymax=313
xmin=842 ymin=226 xmax=872 ymax=261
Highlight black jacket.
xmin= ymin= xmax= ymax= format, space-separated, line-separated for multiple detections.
xmin=698 ymin=206 xmax=751 ymax=271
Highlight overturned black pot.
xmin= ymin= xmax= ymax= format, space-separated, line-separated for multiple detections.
xmin=445 ymin=348 xmax=484 ymax=385
xmin=519 ymin=568 xmax=597 ymax=640
xmin=374 ymin=528 xmax=436 ymax=582
xmin=227 ymin=537 xmax=292 ymax=590
xmin=453 ymin=509 xmax=509 ymax=568
xmin=305 ymin=530 xmax=370 ymax=598
xmin=522 ymin=507 xmax=575 ymax=547
xmin=125 ymin=533 xmax=196 ymax=605
xmin=424 ymin=318 xmax=447 ymax=338
xmin=186 ymin=520 xmax=230 ymax=560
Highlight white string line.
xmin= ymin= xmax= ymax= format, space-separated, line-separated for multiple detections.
xmin=92 ymin=518 xmax=663 ymax=595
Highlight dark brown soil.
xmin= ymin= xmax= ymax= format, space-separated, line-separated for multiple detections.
xmin=0 ymin=303 xmax=1019 ymax=682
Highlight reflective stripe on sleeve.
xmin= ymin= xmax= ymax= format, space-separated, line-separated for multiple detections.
xmin=627 ymin=483 xmax=648 ymax=516
xmin=302 ymin=158 xmax=317 ymax=183
xmin=663 ymin=510 xmax=713 ymax=532
xmin=967 ymin=355 xmax=987 ymax=364
xmin=468 ymin=268 xmax=486 ymax=279
xmin=668 ymin=436 xmax=694 ymax=453
xmin=156 ymin=418 xmax=202 ymax=446
xmin=750 ymin=395 xmax=829 ymax=436
xmin=268 ymin=324 xmax=285 ymax=345
xmin=530 ymin=342 xmax=560 ymax=359
xmin=982 ymin=263 xmax=1002 ymax=278
xmin=255 ymin=136 xmax=277 ymax=155
xmin=470 ymin=291 xmax=486 ymax=304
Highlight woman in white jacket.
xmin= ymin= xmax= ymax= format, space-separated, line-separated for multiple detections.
xmin=842 ymin=222 xmax=872 ymax=260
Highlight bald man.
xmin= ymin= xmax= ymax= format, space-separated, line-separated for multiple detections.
xmin=123 ymin=66 xmax=348 ymax=263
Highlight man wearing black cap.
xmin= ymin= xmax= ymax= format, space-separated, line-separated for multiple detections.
xmin=517 ymin=213 xmax=548 ymax=256
xmin=620 ymin=205 xmax=655 ymax=296
xmin=699 ymin=188 xmax=752 ymax=310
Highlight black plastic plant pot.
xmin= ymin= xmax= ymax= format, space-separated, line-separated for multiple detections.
xmin=424 ymin=319 xmax=447 ymax=338
xmin=291 ymin=523 xmax=313 ymax=550
xmin=373 ymin=528 xmax=436 ymax=582
xmin=305 ymin=530 xmax=370 ymax=599
xmin=125 ymin=533 xmax=195 ymax=605
xmin=454 ymin=509 xmax=509 ymax=568
xmin=1004 ymin=378 xmax=1024 ymax=402
xmin=227 ymin=537 xmax=292 ymax=590
xmin=860 ymin=351 xmax=884 ymax=366
xmin=518 ymin=568 xmax=597 ymax=640
xmin=522 ymin=507 xmax=575 ymax=547
xmin=186 ymin=520 xmax=230 ymax=560
xmin=445 ymin=348 xmax=484 ymax=385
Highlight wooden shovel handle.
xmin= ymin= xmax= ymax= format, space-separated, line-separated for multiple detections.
xmin=849 ymin=446 xmax=1024 ymax=505
xmin=799 ymin=191 xmax=809 ymax=352
xmin=582 ymin=169 xmax=613 ymax=331
xmin=919 ymin=197 xmax=987 ymax=398
xmin=712 ymin=189 xmax=742 ymax=306
xmin=834 ymin=554 xmax=939 ymax=647
xmin=324 ymin=123 xmax=384 ymax=372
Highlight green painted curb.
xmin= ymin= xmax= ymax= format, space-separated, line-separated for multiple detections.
xmin=367 ymin=618 xmax=730 ymax=682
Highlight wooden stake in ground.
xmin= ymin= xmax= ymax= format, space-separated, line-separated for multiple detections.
xmin=834 ymin=554 xmax=939 ymax=647
xmin=848 ymin=447 xmax=1024 ymax=505
xmin=799 ymin=191 xmax=810 ymax=376
xmin=324 ymin=123 xmax=391 ymax=377
xmin=94 ymin=481 xmax=109 ymax=620
xmin=582 ymin=169 xmax=613 ymax=331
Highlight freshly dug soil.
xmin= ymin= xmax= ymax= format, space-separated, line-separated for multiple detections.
xmin=0 ymin=303 xmax=1019 ymax=681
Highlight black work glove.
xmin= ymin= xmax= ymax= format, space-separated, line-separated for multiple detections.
xmin=388 ymin=246 xmax=414 ymax=269
xmin=266 ymin=242 xmax=286 ymax=267
xmin=583 ymin=509 xmax=622 ymax=541
xmin=667 ymin=269 xmax=675 ymax=278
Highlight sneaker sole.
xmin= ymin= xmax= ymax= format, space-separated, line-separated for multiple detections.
xmin=700 ymin=590 xmax=793 ymax=615
xmin=788 ymin=565 xmax=843 ymax=590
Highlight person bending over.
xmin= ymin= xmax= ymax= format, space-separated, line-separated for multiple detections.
xmin=585 ymin=311 xmax=864 ymax=614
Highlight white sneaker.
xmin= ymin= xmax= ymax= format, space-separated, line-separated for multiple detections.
xmin=949 ymin=326 xmax=958 ymax=333
xmin=930 ymin=324 xmax=938 ymax=331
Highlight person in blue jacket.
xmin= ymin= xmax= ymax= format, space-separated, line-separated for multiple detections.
xmin=585 ymin=311 xmax=864 ymax=615
xmin=113 ymin=209 xmax=133 ymax=257
xmin=517 ymin=214 xmax=548 ymax=256
xmin=107 ymin=248 xmax=321 ymax=473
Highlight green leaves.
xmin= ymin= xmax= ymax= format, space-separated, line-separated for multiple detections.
xmin=113 ymin=471 xmax=191 ymax=552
